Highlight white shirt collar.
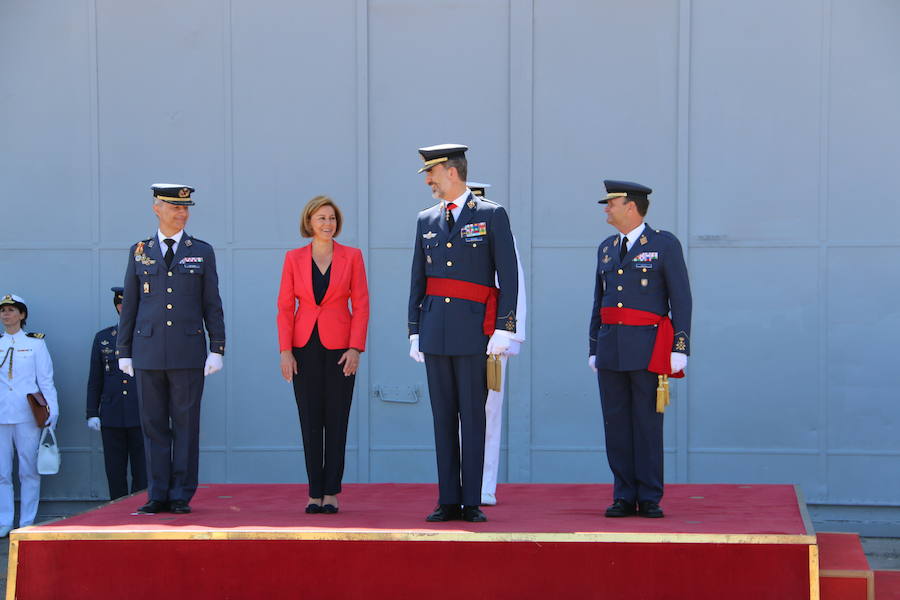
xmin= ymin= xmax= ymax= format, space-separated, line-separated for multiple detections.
xmin=620 ymin=222 xmax=646 ymax=250
xmin=158 ymin=229 xmax=185 ymax=252
xmin=444 ymin=189 xmax=471 ymax=220
xmin=4 ymin=329 xmax=25 ymax=342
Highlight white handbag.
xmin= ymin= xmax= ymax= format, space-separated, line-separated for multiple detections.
xmin=37 ymin=427 xmax=61 ymax=475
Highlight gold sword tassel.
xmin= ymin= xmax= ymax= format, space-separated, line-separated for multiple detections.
xmin=656 ymin=374 xmax=670 ymax=413
xmin=0 ymin=347 xmax=12 ymax=379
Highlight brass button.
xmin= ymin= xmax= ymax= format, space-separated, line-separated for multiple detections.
xmin=167 ymin=288 xmax=173 ymax=293
xmin=122 ymin=379 xmax=128 ymax=384
xmin=617 ymin=302 xmax=623 ymax=308
xmin=617 ymin=269 xmax=623 ymax=275
xmin=642 ymin=268 xmax=647 ymax=273
xmin=617 ymin=286 xmax=623 ymax=291
xmin=167 ymin=271 xmax=173 ymax=277
xmin=446 ymin=242 xmax=452 ymax=248
xmin=446 ymin=261 xmax=453 ymax=267
xmin=444 ymin=297 xmax=451 ymax=303
xmin=166 ymin=320 xmax=173 ymax=326
xmin=472 ymin=243 xmax=477 ymax=248
xmin=166 ymin=304 xmax=173 ymax=309
xmin=122 ymin=391 xmax=128 ymax=395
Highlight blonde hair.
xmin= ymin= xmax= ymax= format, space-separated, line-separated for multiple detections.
xmin=300 ymin=195 xmax=343 ymax=238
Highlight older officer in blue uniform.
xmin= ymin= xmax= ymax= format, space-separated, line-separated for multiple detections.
xmin=588 ymin=180 xmax=691 ymax=519
xmin=86 ymin=287 xmax=147 ymax=500
xmin=408 ymin=145 xmax=519 ymax=523
xmin=117 ymin=184 xmax=225 ymax=514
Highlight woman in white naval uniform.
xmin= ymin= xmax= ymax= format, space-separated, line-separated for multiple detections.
xmin=0 ymin=294 xmax=59 ymax=537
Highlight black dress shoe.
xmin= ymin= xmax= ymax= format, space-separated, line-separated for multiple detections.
xmin=305 ymin=503 xmax=322 ymax=514
xmin=604 ymin=499 xmax=637 ymax=518
xmin=426 ymin=504 xmax=461 ymax=522
xmin=462 ymin=506 xmax=487 ymax=522
xmin=137 ymin=500 xmax=168 ymax=514
xmin=638 ymin=501 xmax=664 ymax=518
xmin=321 ymin=504 xmax=339 ymax=514
xmin=169 ymin=500 xmax=192 ymax=514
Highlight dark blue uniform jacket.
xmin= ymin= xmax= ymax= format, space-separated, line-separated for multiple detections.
xmin=409 ymin=194 xmax=519 ymax=356
xmin=86 ymin=325 xmax=140 ymax=427
xmin=589 ymin=225 xmax=692 ymax=371
xmin=117 ymin=233 xmax=226 ymax=369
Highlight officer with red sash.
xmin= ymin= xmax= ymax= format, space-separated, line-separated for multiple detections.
xmin=589 ymin=180 xmax=691 ymax=518
xmin=408 ymin=144 xmax=519 ymax=523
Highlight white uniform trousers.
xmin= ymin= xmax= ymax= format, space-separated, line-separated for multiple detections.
xmin=482 ymin=354 xmax=508 ymax=503
xmin=0 ymin=422 xmax=42 ymax=529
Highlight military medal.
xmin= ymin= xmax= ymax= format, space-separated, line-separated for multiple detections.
xmin=143 ymin=282 xmax=150 ymax=294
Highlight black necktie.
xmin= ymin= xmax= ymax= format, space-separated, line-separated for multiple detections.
xmin=164 ymin=238 xmax=175 ymax=268
xmin=446 ymin=203 xmax=457 ymax=229
xmin=619 ymin=236 xmax=628 ymax=262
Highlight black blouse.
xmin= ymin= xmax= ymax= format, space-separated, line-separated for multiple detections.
xmin=312 ymin=257 xmax=331 ymax=305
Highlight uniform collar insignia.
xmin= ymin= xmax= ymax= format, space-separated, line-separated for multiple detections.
xmin=423 ymin=231 xmax=437 ymax=239
xmin=613 ymin=237 xmax=619 ymax=247
xmin=147 ymin=239 xmax=155 ymax=248
xmin=467 ymin=199 xmax=476 ymax=209
xmin=640 ymin=234 xmax=648 ymax=246
xmin=185 ymin=238 xmax=193 ymax=247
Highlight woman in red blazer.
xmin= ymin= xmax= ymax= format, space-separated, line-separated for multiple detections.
xmin=277 ymin=196 xmax=369 ymax=514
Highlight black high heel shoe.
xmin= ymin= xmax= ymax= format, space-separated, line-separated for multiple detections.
xmin=320 ymin=504 xmax=339 ymax=514
xmin=306 ymin=502 xmax=323 ymax=514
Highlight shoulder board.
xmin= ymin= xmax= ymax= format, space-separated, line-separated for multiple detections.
xmin=653 ymin=229 xmax=679 ymax=242
xmin=479 ymin=197 xmax=499 ymax=206
xmin=186 ymin=236 xmax=211 ymax=247
xmin=26 ymin=332 xmax=45 ymax=339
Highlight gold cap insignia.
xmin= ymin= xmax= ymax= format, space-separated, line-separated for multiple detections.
xmin=179 ymin=187 xmax=190 ymax=198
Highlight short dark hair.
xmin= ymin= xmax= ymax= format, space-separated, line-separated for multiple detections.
xmin=444 ymin=155 xmax=468 ymax=181
xmin=626 ymin=195 xmax=649 ymax=217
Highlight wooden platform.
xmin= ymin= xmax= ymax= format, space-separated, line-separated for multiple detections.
xmin=7 ymin=483 xmax=819 ymax=599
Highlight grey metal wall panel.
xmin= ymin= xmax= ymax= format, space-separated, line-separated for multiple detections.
xmin=690 ymin=247 xmax=820 ymax=451
xmin=95 ymin=0 xmax=228 ymax=245
xmin=826 ymin=248 xmax=900 ymax=453
xmin=0 ymin=0 xmax=96 ymax=244
xmin=827 ymin=0 xmax=900 ymax=242
xmin=231 ymin=0 xmax=359 ymax=244
xmin=689 ymin=0 xmax=822 ymax=241
xmin=533 ymin=0 xmax=680 ymax=243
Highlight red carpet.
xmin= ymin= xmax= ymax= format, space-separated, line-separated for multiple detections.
xmin=9 ymin=483 xmax=817 ymax=599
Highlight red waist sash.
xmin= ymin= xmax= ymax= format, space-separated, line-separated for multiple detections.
xmin=600 ymin=307 xmax=684 ymax=378
xmin=426 ymin=277 xmax=498 ymax=336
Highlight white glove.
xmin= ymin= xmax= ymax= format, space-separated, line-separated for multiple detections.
xmin=409 ymin=335 xmax=425 ymax=363
xmin=118 ymin=358 xmax=134 ymax=377
xmin=204 ymin=352 xmax=224 ymax=376
xmin=671 ymin=352 xmax=688 ymax=373
xmin=486 ymin=330 xmax=511 ymax=355
xmin=87 ymin=417 xmax=101 ymax=431
xmin=588 ymin=355 xmax=597 ymax=373
xmin=506 ymin=340 xmax=522 ymax=356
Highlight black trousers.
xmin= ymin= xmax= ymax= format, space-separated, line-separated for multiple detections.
xmin=424 ymin=353 xmax=487 ymax=507
xmin=135 ymin=368 xmax=205 ymax=503
xmin=100 ymin=426 xmax=147 ymax=500
xmin=291 ymin=327 xmax=355 ymax=498
xmin=597 ymin=369 xmax=664 ymax=504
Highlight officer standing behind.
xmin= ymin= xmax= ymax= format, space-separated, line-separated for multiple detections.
xmin=588 ymin=180 xmax=691 ymax=519
xmin=408 ymin=145 xmax=519 ymax=523
xmin=466 ymin=182 xmax=527 ymax=507
xmin=86 ymin=287 xmax=147 ymax=500
xmin=117 ymin=184 xmax=225 ymax=514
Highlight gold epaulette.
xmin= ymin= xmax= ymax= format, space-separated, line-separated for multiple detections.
xmin=26 ymin=332 xmax=45 ymax=339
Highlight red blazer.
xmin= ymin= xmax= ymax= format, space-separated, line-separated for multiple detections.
xmin=277 ymin=241 xmax=369 ymax=352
